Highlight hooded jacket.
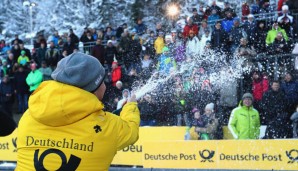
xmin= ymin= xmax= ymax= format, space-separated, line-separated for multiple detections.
xmin=26 ymin=69 xmax=43 ymax=92
xmin=228 ymin=101 xmax=260 ymax=139
xmin=266 ymin=26 xmax=288 ymax=45
xmin=17 ymin=81 xmax=140 ymax=171
xmin=111 ymin=66 xmax=122 ymax=87
xmin=154 ymin=37 xmax=165 ymax=54
xmin=252 ymin=77 xmax=269 ymax=102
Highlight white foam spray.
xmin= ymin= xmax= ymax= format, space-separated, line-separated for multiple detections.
xmin=133 ymin=50 xmax=247 ymax=100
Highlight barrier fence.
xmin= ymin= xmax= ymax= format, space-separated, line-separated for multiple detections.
xmin=1 ymin=127 xmax=297 ymax=170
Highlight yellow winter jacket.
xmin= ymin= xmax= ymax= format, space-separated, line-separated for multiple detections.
xmin=16 ymin=81 xmax=140 ymax=171
xmin=154 ymin=37 xmax=165 ymax=54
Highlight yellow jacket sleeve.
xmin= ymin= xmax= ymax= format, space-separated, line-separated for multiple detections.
xmin=116 ymin=102 xmax=140 ymax=150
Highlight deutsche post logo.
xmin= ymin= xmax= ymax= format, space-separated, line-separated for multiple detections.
xmin=286 ymin=149 xmax=298 ymax=164
xmin=34 ymin=148 xmax=81 ymax=170
xmin=199 ymin=149 xmax=215 ymax=162
xmin=12 ymin=137 xmax=17 ymax=152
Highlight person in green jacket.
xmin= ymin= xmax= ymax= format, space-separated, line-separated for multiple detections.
xmin=26 ymin=62 xmax=43 ymax=93
xmin=266 ymin=22 xmax=288 ymax=45
xmin=228 ymin=93 xmax=260 ymax=139
xmin=17 ymin=50 xmax=30 ymax=66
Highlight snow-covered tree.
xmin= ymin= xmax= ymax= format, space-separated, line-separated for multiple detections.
xmin=2 ymin=0 xmax=30 ymax=35
xmin=0 ymin=0 xmax=241 ymax=39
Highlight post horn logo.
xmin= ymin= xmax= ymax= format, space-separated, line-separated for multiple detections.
xmin=199 ymin=149 xmax=215 ymax=162
xmin=12 ymin=137 xmax=17 ymax=152
xmin=286 ymin=149 xmax=298 ymax=164
xmin=34 ymin=148 xmax=81 ymax=170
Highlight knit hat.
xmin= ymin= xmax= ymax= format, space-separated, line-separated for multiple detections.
xmin=21 ymin=50 xmax=26 ymax=55
xmin=242 ymin=93 xmax=253 ymax=100
xmin=205 ymin=103 xmax=214 ymax=111
xmin=51 ymin=52 xmax=105 ymax=92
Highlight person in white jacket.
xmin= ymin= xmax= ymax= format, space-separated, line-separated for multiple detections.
xmin=199 ymin=30 xmax=212 ymax=54
xmin=186 ymin=30 xmax=200 ymax=59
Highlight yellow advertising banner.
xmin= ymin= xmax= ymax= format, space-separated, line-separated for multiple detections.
xmin=0 ymin=129 xmax=18 ymax=161
xmin=0 ymin=127 xmax=187 ymax=164
xmin=142 ymin=140 xmax=298 ymax=170
xmin=2 ymin=127 xmax=297 ymax=170
xmin=111 ymin=127 xmax=187 ymax=166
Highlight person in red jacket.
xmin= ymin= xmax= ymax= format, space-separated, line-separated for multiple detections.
xmin=183 ymin=18 xmax=199 ymax=39
xmin=110 ymin=61 xmax=122 ymax=86
xmin=242 ymin=2 xmax=250 ymax=21
xmin=252 ymin=71 xmax=269 ymax=124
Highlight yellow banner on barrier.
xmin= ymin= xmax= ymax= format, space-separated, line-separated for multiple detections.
xmin=0 ymin=127 xmax=187 ymax=164
xmin=142 ymin=140 xmax=298 ymax=170
xmin=111 ymin=127 xmax=186 ymax=166
xmin=2 ymin=127 xmax=297 ymax=170
xmin=0 ymin=129 xmax=18 ymax=161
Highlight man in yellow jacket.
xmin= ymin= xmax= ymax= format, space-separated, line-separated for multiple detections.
xmin=16 ymin=52 xmax=140 ymax=171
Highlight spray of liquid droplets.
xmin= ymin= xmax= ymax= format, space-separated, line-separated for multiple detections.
xmin=133 ymin=49 xmax=248 ymax=100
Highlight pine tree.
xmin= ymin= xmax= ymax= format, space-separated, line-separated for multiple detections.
xmin=2 ymin=0 xmax=30 ymax=35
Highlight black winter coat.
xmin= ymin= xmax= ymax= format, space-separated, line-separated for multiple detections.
xmin=139 ymin=101 xmax=156 ymax=121
xmin=105 ymin=46 xmax=117 ymax=65
xmin=271 ymin=38 xmax=290 ymax=54
xmin=0 ymin=82 xmax=14 ymax=103
xmin=229 ymin=26 xmax=247 ymax=46
xmin=261 ymin=89 xmax=286 ymax=124
xmin=127 ymin=40 xmax=142 ymax=63
xmin=62 ymin=42 xmax=76 ymax=55
xmin=69 ymin=33 xmax=79 ymax=45
xmin=243 ymin=21 xmax=257 ymax=44
xmin=0 ymin=108 xmax=16 ymax=136
xmin=14 ymin=71 xmax=30 ymax=94
xmin=255 ymin=27 xmax=268 ymax=53
xmin=92 ymin=45 xmax=105 ymax=65
xmin=80 ymin=35 xmax=95 ymax=46
xmin=264 ymin=111 xmax=292 ymax=139
xmin=35 ymin=47 xmax=47 ymax=66
xmin=211 ymin=28 xmax=228 ymax=51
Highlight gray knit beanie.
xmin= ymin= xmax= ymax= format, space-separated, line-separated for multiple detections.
xmin=51 ymin=52 xmax=105 ymax=92
xmin=242 ymin=93 xmax=253 ymax=100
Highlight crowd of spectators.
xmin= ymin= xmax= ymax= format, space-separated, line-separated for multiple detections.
xmin=0 ymin=0 xmax=297 ymax=140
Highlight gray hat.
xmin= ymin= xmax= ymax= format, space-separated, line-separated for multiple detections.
xmin=242 ymin=93 xmax=253 ymax=100
xmin=51 ymin=52 xmax=105 ymax=92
